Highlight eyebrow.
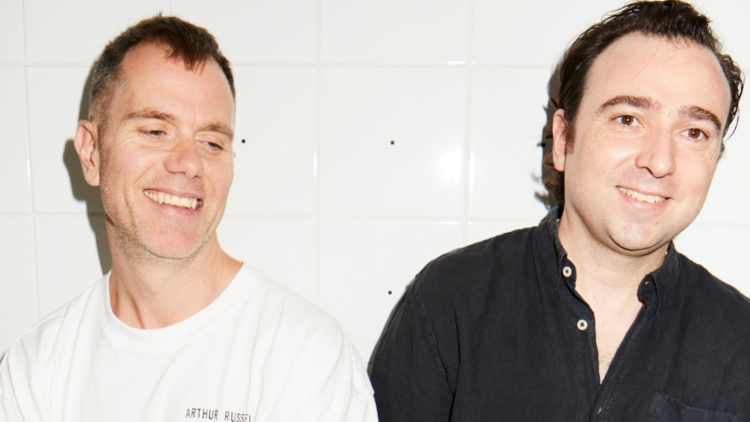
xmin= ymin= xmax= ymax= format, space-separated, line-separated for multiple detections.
xmin=202 ymin=122 xmax=235 ymax=140
xmin=124 ymin=108 xmax=179 ymax=124
xmin=124 ymin=108 xmax=235 ymax=139
xmin=597 ymin=95 xmax=723 ymax=132
xmin=678 ymin=105 xmax=722 ymax=132
xmin=597 ymin=95 xmax=654 ymax=113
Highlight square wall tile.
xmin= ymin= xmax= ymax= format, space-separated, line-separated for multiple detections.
xmin=468 ymin=67 xmax=553 ymax=220
xmin=472 ymin=0 xmax=625 ymax=66
xmin=319 ymin=219 xmax=464 ymax=359
xmin=320 ymin=67 xmax=468 ymax=218
xmin=24 ymin=0 xmax=167 ymax=64
xmin=0 ymin=67 xmax=33 ymax=213
xmin=226 ymin=66 xmax=317 ymax=216
xmin=0 ymin=0 xmax=24 ymax=63
xmin=321 ymin=0 xmax=470 ymax=64
xmin=217 ymin=217 xmax=316 ymax=302
xmin=35 ymin=214 xmax=109 ymax=318
xmin=27 ymin=66 xmax=103 ymax=214
xmin=674 ymin=223 xmax=750 ymax=297
xmin=172 ymin=0 xmax=317 ymax=63
xmin=0 ymin=215 xmax=38 ymax=353
xmin=467 ymin=219 xmax=543 ymax=246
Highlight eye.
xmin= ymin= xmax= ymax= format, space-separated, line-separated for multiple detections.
xmin=206 ymin=141 xmax=224 ymax=151
xmin=140 ymin=129 xmax=167 ymax=138
xmin=199 ymin=137 xmax=226 ymax=152
xmin=615 ymin=115 xmax=640 ymax=126
xmin=681 ymin=128 xmax=707 ymax=140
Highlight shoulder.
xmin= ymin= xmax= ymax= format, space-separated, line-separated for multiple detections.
xmin=2 ymin=278 xmax=102 ymax=367
xmin=675 ymin=253 xmax=750 ymax=322
xmin=243 ymin=265 xmax=347 ymax=343
xmin=415 ymin=226 xmax=536 ymax=297
xmin=0 ymin=277 xmax=104 ymax=416
xmin=238 ymin=265 xmax=375 ymax=416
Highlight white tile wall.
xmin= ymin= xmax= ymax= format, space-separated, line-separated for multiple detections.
xmin=23 ymin=0 xmax=167 ymax=64
xmin=172 ymin=0 xmax=318 ymax=63
xmin=320 ymin=66 xmax=468 ymax=218
xmin=0 ymin=215 xmax=38 ymax=350
xmin=26 ymin=66 xmax=101 ymax=215
xmin=321 ymin=0 xmax=471 ymax=64
xmin=0 ymin=0 xmax=25 ymax=64
xmin=0 ymin=67 xmax=33 ymax=213
xmin=217 ymin=217 xmax=317 ymax=302
xmin=34 ymin=214 xmax=107 ymax=317
xmin=472 ymin=0 xmax=626 ymax=66
xmin=3 ymin=0 xmax=749 ymax=360
xmin=319 ymin=219 xmax=464 ymax=359
xmin=227 ymin=66 xmax=318 ymax=216
xmin=468 ymin=67 xmax=552 ymax=220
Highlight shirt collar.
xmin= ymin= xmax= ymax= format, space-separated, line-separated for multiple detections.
xmin=535 ymin=205 xmax=680 ymax=305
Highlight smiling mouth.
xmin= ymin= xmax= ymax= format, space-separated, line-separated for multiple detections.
xmin=144 ymin=190 xmax=200 ymax=210
xmin=617 ymin=187 xmax=666 ymax=204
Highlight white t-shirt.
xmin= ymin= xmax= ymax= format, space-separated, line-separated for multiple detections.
xmin=0 ymin=264 xmax=377 ymax=422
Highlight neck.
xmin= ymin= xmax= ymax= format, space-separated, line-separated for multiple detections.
xmin=557 ymin=209 xmax=667 ymax=305
xmin=107 ymin=229 xmax=242 ymax=329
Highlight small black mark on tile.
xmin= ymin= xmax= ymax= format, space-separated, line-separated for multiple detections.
xmin=242 ymin=139 xmax=246 ymax=144
xmin=390 ymin=140 xmax=395 ymax=145
xmin=388 ymin=290 xmax=392 ymax=295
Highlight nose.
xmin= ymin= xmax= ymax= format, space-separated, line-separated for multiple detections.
xmin=635 ymin=130 xmax=676 ymax=178
xmin=164 ymin=137 xmax=204 ymax=178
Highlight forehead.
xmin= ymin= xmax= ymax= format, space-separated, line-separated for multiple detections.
xmin=112 ymin=43 xmax=234 ymax=127
xmin=583 ymin=33 xmax=731 ymax=124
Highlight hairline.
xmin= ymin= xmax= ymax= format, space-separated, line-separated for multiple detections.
xmin=563 ymin=31 xmax=733 ymax=151
xmin=91 ymin=39 xmax=235 ymax=141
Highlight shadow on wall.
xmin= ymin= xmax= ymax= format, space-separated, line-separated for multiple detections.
xmin=63 ymin=68 xmax=112 ymax=275
xmin=535 ymin=65 xmax=562 ymax=211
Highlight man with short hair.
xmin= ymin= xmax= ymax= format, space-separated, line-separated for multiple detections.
xmin=0 ymin=16 xmax=376 ymax=422
xmin=370 ymin=1 xmax=750 ymax=420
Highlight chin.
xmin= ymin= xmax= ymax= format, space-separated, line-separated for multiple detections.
xmin=140 ymin=234 xmax=208 ymax=261
xmin=609 ymin=231 xmax=669 ymax=255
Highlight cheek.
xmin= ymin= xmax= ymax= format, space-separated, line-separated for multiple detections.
xmin=207 ymin=160 xmax=235 ymax=194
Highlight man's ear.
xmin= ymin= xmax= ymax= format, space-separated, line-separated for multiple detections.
xmin=551 ymin=109 xmax=570 ymax=172
xmin=74 ymin=121 xmax=102 ymax=187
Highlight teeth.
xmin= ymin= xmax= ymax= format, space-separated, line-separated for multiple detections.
xmin=618 ymin=187 xmax=666 ymax=204
xmin=144 ymin=191 xmax=199 ymax=210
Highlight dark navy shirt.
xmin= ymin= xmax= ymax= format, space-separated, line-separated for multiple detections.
xmin=370 ymin=207 xmax=750 ymax=421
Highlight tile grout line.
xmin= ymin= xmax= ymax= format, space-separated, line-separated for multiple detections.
xmin=462 ymin=0 xmax=476 ymax=246
xmin=20 ymin=0 xmax=41 ymax=321
xmin=314 ymin=0 xmax=322 ymax=305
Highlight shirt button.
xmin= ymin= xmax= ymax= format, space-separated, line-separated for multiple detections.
xmin=577 ymin=319 xmax=588 ymax=331
xmin=562 ymin=266 xmax=572 ymax=277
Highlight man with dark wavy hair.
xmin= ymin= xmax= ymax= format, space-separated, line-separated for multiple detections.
xmin=0 ymin=15 xmax=376 ymax=422
xmin=371 ymin=2 xmax=750 ymax=420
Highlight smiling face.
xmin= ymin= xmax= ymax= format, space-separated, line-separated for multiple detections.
xmin=86 ymin=42 xmax=235 ymax=261
xmin=552 ymin=33 xmax=731 ymax=257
